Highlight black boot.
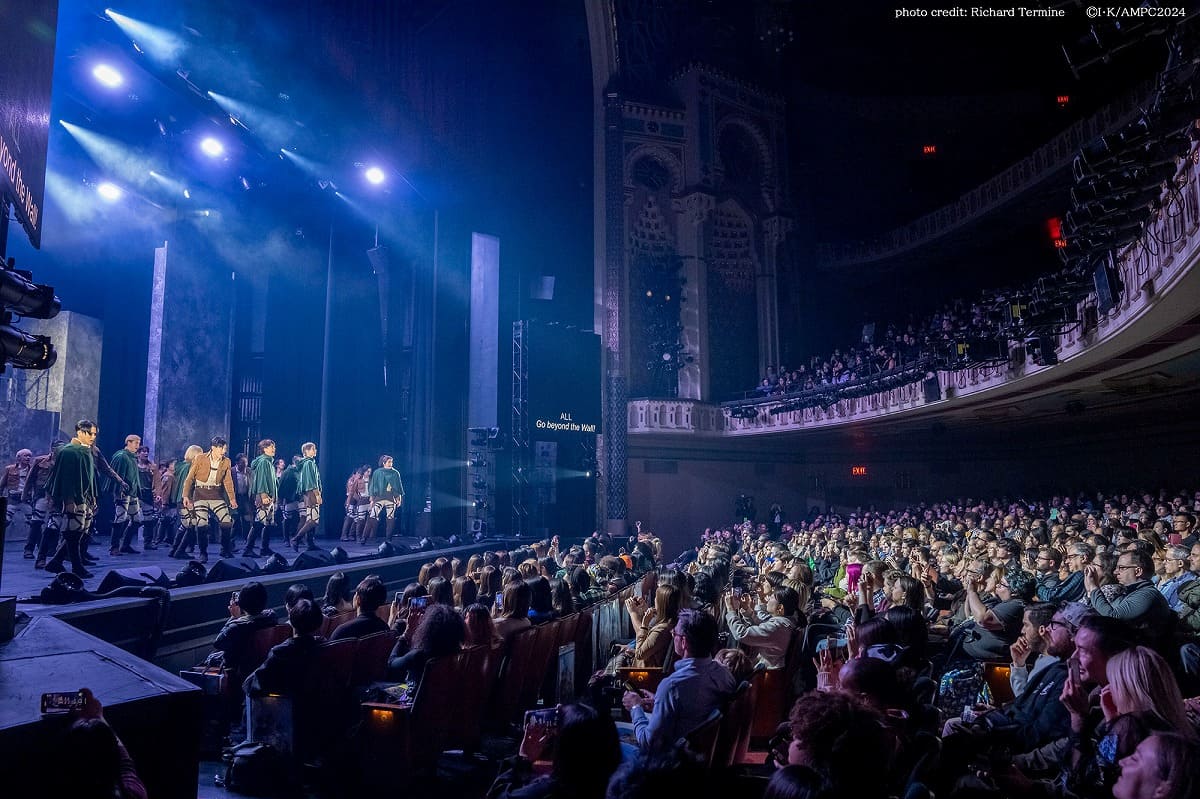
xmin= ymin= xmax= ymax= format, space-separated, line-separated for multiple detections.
xmin=260 ymin=525 xmax=276 ymax=556
xmin=243 ymin=523 xmax=261 ymax=558
xmin=68 ymin=538 xmax=93 ymax=579
xmin=35 ymin=525 xmax=60 ymax=569
xmin=120 ymin=523 xmax=140 ymax=554
xmin=24 ymin=520 xmax=42 ymax=558
xmin=219 ymin=526 xmax=235 ymax=559
xmin=169 ymin=527 xmax=189 ymax=559
xmin=197 ymin=528 xmax=210 ymax=564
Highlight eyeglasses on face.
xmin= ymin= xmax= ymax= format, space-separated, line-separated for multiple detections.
xmin=1114 ymin=564 xmax=1139 ymax=571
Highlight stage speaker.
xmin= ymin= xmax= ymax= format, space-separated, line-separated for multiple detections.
xmin=376 ymin=541 xmax=410 ymax=558
xmin=419 ymin=536 xmax=450 ymax=551
xmin=922 ymin=376 xmax=942 ymax=404
xmin=330 ymin=546 xmax=349 ymax=564
xmin=174 ymin=561 xmax=207 ymax=587
xmin=261 ymin=553 xmax=291 ymax=575
xmin=292 ymin=550 xmax=335 ymax=571
xmin=97 ymin=566 xmax=172 ymax=593
xmin=204 ymin=557 xmax=262 ymax=584
xmin=392 ymin=537 xmax=422 ymax=551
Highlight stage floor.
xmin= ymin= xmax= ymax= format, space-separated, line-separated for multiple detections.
xmin=0 ymin=524 xmax=388 ymax=600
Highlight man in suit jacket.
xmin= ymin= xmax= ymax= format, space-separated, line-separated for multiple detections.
xmin=182 ymin=436 xmax=239 ymax=562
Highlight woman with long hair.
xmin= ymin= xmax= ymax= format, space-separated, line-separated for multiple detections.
xmin=319 ymin=571 xmax=354 ymax=616
xmin=426 ymin=576 xmax=453 ymax=607
xmin=625 ymin=584 xmax=682 ymax=668
xmin=463 ymin=602 xmax=500 ymax=647
xmin=494 ymin=580 xmax=532 ymax=642
xmin=1103 ymin=646 xmax=1193 ymax=735
xmin=452 ymin=575 xmax=478 ymax=610
xmin=1113 ymin=733 xmax=1200 ymax=799
xmin=386 ymin=603 xmax=465 ymax=683
xmin=549 ymin=577 xmax=575 ymax=616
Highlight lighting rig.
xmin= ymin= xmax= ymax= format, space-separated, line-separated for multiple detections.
xmin=0 ymin=255 xmax=61 ymax=372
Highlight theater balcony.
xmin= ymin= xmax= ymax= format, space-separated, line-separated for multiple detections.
xmin=629 ymin=150 xmax=1200 ymax=445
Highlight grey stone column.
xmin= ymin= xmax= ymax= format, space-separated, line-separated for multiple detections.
xmin=760 ymin=216 xmax=793 ymax=377
xmin=144 ymin=240 xmax=235 ymax=460
xmin=672 ymin=192 xmax=715 ymax=400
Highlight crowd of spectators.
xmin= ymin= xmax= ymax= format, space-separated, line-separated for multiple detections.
xmin=750 ymin=296 xmax=1005 ymax=399
xmin=69 ymin=484 xmax=1200 ymax=798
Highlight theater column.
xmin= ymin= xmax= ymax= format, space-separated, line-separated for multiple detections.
xmin=144 ymin=241 xmax=235 ymax=459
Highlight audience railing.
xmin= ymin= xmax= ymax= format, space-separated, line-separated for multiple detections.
xmin=630 ymin=151 xmax=1200 ymax=436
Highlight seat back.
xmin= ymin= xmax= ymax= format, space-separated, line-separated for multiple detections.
xmin=713 ymin=681 xmax=754 ymax=768
xmin=248 ymin=624 xmax=291 ymax=674
xmin=518 ymin=619 xmax=563 ymax=711
xmin=352 ymin=631 xmax=397 ymax=686
xmin=442 ymin=645 xmax=492 ymax=753
xmin=492 ymin=626 xmax=539 ymax=723
xmin=409 ymin=648 xmax=471 ymax=762
xmin=982 ymin=661 xmax=1015 ymax=705
xmin=682 ymin=709 xmax=722 ymax=768
xmin=319 ymin=609 xmax=355 ymax=639
xmin=594 ymin=596 xmax=626 ymax=663
xmin=573 ymin=608 xmax=594 ymax=695
xmin=290 ymin=638 xmax=357 ymax=761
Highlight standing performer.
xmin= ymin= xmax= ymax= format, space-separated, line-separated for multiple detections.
xmin=278 ymin=456 xmax=301 ymax=546
xmin=232 ymin=453 xmax=253 ymax=545
xmin=43 ymin=420 xmax=99 ymax=578
xmin=182 ymin=436 xmax=238 ymax=563
xmin=168 ymin=445 xmax=203 ymax=559
xmin=244 ymin=439 xmax=279 ymax=558
xmin=152 ymin=456 xmax=176 ymax=549
xmin=26 ymin=445 xmax=58 ymax=566
xmin=365 ymin=454 xmax=405 ymax=542
xmin=109 ymin=434 xmax=144 ymax=556
xmin=341 ymin=466 xmax=366 ymax=542
xmin=136 ymin=446 xmax=159 ymax=549
xmin=291 ymin=442 xmax=323 ymax=551
xmin=2 ymin=448 xmax=33 ymax=545
xmin=85 ymin=428 xmax=130 ymax=565
xmin=351 ymin=465 xmax=371 ymax=543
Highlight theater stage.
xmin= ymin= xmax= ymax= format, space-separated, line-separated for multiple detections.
xmin=1 ymin=527 xmax=514 ymax=675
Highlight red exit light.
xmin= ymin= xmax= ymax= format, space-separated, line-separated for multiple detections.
xmin=1056 ymin=95 xmax=1070 ymax=106
xmin=922 ymin=145 xmax=937 ymax=155
xmin=851 ymin=466 xmax=868 ymax=476
xmin=1047 ymin=217 xmax=1067 ymax=249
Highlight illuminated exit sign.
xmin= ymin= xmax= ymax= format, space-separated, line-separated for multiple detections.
xmin=851 ymin=466 xmax=868 ymax=476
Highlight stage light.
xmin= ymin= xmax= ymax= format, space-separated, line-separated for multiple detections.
xmin=0 ymin=265 xmax=60 ymax=319
xmin=104 ymin=9 xmax=187 ymax=65
xmin=0 ymin=323 xmax=57 ymax=370
xmin=200 ymin=137 xmax=224 ymax=158
xmin=97 ymin=182 xmax=123 ymax=202
xmin=92 ymin=64 xmax=123 ymax=88
xmin=365 ymin=166 xmax=386 ymax=185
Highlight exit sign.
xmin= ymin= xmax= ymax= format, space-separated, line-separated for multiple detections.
xmin=851 ymin=466 xmax=868 ymax=476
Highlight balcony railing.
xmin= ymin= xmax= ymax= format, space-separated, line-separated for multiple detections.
xmin=630 ymin=150 xmax=1200 ymax=436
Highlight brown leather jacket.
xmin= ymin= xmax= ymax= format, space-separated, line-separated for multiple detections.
xmin=182 ymin=451 xmax=237 ymax=507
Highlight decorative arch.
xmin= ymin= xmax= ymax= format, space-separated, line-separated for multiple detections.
xmin=714 ymin=116 xmax=776 ymax=210
xmin=623 ymin=143 xmax=685 ymax=194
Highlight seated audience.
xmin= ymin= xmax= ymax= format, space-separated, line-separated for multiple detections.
xmin=320 ymin=571 xmax=354 ymax=616
xmin=212 ymin=580 xmax=277 ymax=680
xmin=386 ymin=603 xmax=465 ymax=683
xmin=488 ymin=702 xmax=622 ymax=799
xmin=329 ymin=575 xmax=389 ymax=640
xmin=620 ymin=609 xmax=735 ymax=750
